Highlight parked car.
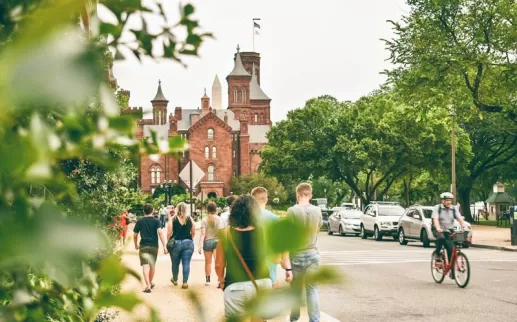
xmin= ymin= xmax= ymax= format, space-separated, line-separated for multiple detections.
xmin=360 ymin=202 xmax=405 ymax=241
xmin=397 ymin=205 xmax=472 ymax=247
xmin=328 ymin=210 xmax=362 ymax=236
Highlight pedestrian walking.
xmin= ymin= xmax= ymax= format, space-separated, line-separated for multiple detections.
xmin=198 ymin=202 xmax=222 ymax=286
xmin=117 ymin=210 xmax=129 ymax=246
xmin=159 ymin=204 xmax=168 ymax=229
xmin=133 ymin=203 xmax=168 ymax=293
xmin=219 ymin=195 xmax=237 ymax=229
xmin=251 ymin=187 xmax=292 ymax=288
xmin=287 ymin=183 xmax=322 ymax=322
xmin=215 ymin=195 xmax=273 ymax=321
xmin=167 ymin=202 xmax=195 ymax=289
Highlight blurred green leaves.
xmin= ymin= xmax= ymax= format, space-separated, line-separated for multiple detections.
xmin=0 ymin=0 xmax=209 ymax=321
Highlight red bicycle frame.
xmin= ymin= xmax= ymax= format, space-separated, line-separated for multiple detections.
xmin=438 ymin=233 xmax=460 ymax=274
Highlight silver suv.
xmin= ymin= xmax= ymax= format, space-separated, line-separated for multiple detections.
xmin=397 ymin=205 xmax=472 ymax=248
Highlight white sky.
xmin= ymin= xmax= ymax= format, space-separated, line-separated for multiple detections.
xmin=110 ymin=0 xmax=409 ymax=122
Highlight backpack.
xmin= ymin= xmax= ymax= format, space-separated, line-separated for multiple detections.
xmin=431 ymin=206 xmax=456 ymax=238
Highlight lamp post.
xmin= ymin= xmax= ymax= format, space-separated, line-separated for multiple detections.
xmin=449 ymin=106 xmax=457 ymax=204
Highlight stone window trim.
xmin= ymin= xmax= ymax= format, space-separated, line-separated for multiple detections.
xmin=242 ymin=87 xmax=247 ymax=104
xmin=207 ymin=128 xmax=214 ymax=140
xmin=208 ymin=164 xmax=215 ymax=181
xmin=233 ymin=87 xmax=238 ymax=104
xmin=150 ymin=164 xmax=162 ymax=184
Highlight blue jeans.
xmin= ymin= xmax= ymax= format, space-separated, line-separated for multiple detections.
xmin=290 ymin=252 xmax=320 ymax=322
xmin=170 ymin=239 xmax=194 ymax=283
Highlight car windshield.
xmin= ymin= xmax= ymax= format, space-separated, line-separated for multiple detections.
xmin=378 ymin=207 xmax=405 ymax=216
xmin=423 ymin=209 xmax=433 ymax=219
xmin=343 ymin=212 xmax=361 ymax=219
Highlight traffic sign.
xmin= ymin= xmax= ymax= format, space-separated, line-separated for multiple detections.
xmin=179 ymin=161 xmax=205 ymax=189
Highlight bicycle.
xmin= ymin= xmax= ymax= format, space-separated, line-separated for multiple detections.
xmin=430 ymin=230 xmax=471 ymax=288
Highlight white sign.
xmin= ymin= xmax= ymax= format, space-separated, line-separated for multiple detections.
xmin=179 ymin=161 xmax=205 ymax=189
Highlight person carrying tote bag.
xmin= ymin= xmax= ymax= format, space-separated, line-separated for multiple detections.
xmin=215 ymin=195 xmax=275 ymax=321
xmin=198 ymin=202 xmax=222 ymax=286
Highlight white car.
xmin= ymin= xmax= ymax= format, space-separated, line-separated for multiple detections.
xmin=328 ymin=210 xmax=363 ymax=236
xmin=360 ymin=202 xmax=406 ymax=241
xmin=397 ymin=205 xmax=473 ymax=248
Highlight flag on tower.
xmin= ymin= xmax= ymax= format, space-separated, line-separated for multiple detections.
xmin=254 ymin=21 xmax=260 ymax=29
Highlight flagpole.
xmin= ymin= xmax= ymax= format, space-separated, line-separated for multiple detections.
xmin=253 ymin=18 xmax=261 ymax=53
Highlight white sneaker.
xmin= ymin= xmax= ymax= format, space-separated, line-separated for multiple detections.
xmin=205 ymin=281 xmax=210 ymax=286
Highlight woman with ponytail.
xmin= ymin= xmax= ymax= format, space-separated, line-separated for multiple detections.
xmin=167 ymin=202 xmax=195 ymax=289
xmin=198 ymin=201 xmax=221 ymax=286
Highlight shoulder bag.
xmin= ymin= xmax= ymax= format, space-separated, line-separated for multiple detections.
xmin=166 ymin=217 xmax=176 ymax=251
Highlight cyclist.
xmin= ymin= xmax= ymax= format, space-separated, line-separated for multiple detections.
xmin=432 ymin=192 xmax=467 ymax=264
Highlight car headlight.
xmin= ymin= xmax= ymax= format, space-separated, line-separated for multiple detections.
xmin=381 ymin=221 xmax=390 ymax=226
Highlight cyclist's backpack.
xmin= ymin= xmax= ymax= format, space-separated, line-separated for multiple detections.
xmin=431 ymin=206 xmax=456 ymax=238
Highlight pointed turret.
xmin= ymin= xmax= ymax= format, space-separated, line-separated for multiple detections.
xmin=151 ymin=80 xmax=168 ymax=124
xmin=152 ymin=80 xmax=168 ymax=102
xmin=229 ymin=45 xmax=250 ymax=76
xmin=249 ymin=64 xmax=270 ymax=100
xmin=212 ymin=75 xmax=222 ymax=110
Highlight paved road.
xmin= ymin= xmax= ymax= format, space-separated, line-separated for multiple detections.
xmin=317 ymin=233 xmax=517 ymax=322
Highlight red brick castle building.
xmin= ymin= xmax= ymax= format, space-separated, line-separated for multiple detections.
xmin=127 ymin=47 xmax=272 ymax=198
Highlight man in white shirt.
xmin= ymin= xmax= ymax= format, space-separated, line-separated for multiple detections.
xmin=219 ymin=195 xmax=237 ymax=229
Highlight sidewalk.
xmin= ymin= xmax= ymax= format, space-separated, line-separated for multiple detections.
xmin=471 ymin=225 xmax=517 ymax=251
xmin=115 ymin=224 xmax=340 ymax=321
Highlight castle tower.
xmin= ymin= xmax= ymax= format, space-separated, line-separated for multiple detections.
xmin=151 ymin=80 xmax=168 ymax=125
xmin=201 ymin=88 xmax=211 ymax=116
xmin=239 ymin=52 xmax=261 ymax=85
xmin=227 ymin=45 xmax=251 ymax=115
xmin=212 ymin=75 xmax=222 ymax=110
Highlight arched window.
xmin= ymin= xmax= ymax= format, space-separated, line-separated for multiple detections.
xmin=242 ymin=88 xmax=247 ymax=103
xmin=208 ymin=165 xmax=215 ymax=181
xmin=233 ymin=149 xmax=236 ymax=158
xmin=212 ymin=146 xmax=217 ymax=159
xmin=207 ymin=128 xmax=214 ymax=140
xmin=254 ymin=113 xmax=258 ymax=124
xmin=150 ymin=165 xmax=161 ymax=184
xmin=204 ymin=146 xmax=209 ymax=159
xmin=233 ymin=88 xmax=238 ymax=103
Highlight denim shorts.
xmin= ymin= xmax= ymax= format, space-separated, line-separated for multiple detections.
xmin=203 ymin=239 xmax=218 ymax=252
xmin=224 ymin=278 xmax=272 ymax=319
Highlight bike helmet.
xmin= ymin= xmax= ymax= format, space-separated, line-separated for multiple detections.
xmin=440 ymin=192 xmax=454 ymax=200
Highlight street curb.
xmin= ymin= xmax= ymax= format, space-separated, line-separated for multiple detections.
xmin=471 ymin=244 xmax=517 ymax=252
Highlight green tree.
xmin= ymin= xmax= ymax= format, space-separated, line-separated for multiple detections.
xmin=457 ymin=113 xmax=517 ymax=219
xmin=261 ymin=93 xmax=456 ymax=206
xmin=384 ymin=0 xmax=517 ymax=122
xmin=230 ymin=173 xmax=288 ymax=204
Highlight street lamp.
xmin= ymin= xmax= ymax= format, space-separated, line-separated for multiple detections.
xmin=449 ymin=105 xmax=457 ymax=205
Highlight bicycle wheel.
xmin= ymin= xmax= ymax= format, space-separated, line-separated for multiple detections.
xmin=453 ymin=251 xmax=470 ymax=288
xmin=430 ymin=252 xmax=445 ymax=284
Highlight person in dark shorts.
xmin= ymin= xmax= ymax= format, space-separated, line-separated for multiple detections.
xmin=134 ymin=203 xmax=168 ymax=293
xmin=198 ymin=202 xmax=222 ymax=286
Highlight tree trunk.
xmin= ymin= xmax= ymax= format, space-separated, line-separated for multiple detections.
xmin=458 ymin=186 xmax=473 ymax=223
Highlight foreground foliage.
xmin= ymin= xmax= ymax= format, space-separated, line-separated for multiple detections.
xmin=0 ymin=0 xmax=210 ymax=321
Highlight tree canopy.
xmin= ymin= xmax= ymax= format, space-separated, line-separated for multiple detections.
xmin=384 ymin=0 xmax=517 ymax=122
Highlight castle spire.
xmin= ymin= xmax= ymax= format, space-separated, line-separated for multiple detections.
xmin=151 ymin=79 xmax=168 ymax=102
xmin=229 ymin=45 xmax=249 ymax=76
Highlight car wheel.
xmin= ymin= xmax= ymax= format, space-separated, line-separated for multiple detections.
xmin=374 ymin=226 xmax=383 ymax=241
xmin=398 ymin=229 xmax=408 ymax=245
xmin=360 ymin=225 xmax=367 ymax=239
xmin=421 ymin=229 xmax=431 ymax=248
xmin=339 ymin=225 xmax=345 ymax=236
